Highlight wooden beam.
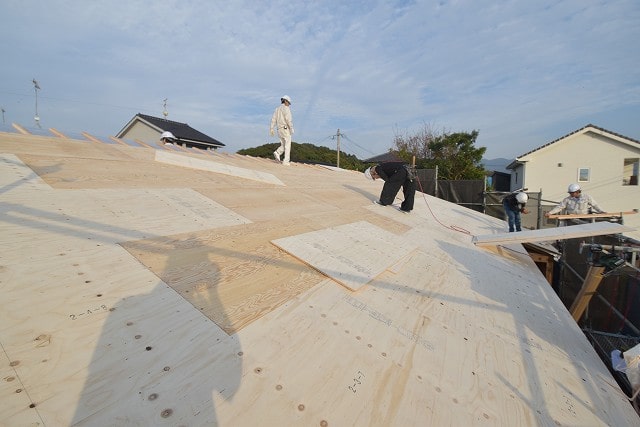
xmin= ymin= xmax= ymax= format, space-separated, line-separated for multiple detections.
xmin=569 ymin=265 xmax=606 ymax=321
xmin=473 ymin=222 xmax=635 ymax=246
xmin=49 ymin=128 xmax=67 ymax=138
xmin=11 ymin=123 xmax=30 ymax=134
xmin=548 ymin=211 xmax=637 ymax=220
xmin=529 ymin=253 xmax=554 ymax=285
xmin=108 ymin=136 xmax=129 ymax=146
xmin=82 ymin=131 xmax=102 ymax=143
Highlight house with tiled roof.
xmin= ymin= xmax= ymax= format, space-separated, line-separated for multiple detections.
xmin=507 ymin=124 xmax=640 ymax=236
xmin=116 ymin=113 xmax=225 ymax=150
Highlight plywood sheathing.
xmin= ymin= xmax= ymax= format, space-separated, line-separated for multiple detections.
xmin=155 ymin=150 xmax=286 ymax=186
xmin=272 ymin=221 xmax=418 ymax=291
xmin=1 ymin=131 xmax=638 ymax=426
xmin=473 ymin=222 xmax=635 ymax=246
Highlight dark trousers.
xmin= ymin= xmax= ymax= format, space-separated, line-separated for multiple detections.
xmin=503 ymin=200 xmax=521 ymax=232
xmin=380 ymin=168 xmax=416 ymax=211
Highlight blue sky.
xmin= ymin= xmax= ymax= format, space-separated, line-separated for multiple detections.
xmin=1 ymin=0 xmax=639 ymax=160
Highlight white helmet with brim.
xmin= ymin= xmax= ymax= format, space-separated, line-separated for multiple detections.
xmin=515 ymin=192 xmax=528 ymax=203
xmin=568 ymin=183 xmax=581 ymax=193
xmin=160 ymin=131 xmax=176 ymax=141
xmin=364 ymin=167 xmax=373 ymax=180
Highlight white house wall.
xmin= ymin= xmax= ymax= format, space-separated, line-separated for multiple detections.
xmin=121 ymin=121 xmax=161 ymax=143
xmin=519 ymin=129 xmax=640 ymax=239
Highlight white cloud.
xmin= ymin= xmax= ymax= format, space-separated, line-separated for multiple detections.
xmin=1 ymin=0 xmax=638 ymax=159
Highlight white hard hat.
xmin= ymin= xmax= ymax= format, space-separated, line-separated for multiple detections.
xmin=568 ymin=183 xmax=581 ymax=193
xmin=281 ymin=95 xmax=292 ymax=104
xmin=160 ymin=131 xmax=176 ymax=140
xmin=364 ymin=167 xmax=373 ymax=180
xmin=515 ymin=192 xmax=528 ymax=203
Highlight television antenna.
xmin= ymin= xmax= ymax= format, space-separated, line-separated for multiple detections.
xmin=32 ymin=78 xmax=41 ymax=126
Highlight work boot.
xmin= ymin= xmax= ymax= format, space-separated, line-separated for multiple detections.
xmin=273 ymin=151 xmax=281 ymax=162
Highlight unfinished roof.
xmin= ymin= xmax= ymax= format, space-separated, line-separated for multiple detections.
xmin=1 ymin=131 xmax=638 ymax=426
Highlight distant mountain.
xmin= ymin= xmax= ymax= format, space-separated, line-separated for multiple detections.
xmin=482 ymin=158 xmax=512 ymax=173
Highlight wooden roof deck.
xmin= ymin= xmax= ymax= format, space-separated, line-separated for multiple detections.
xmin=1 ymin=131 xmax=638 ymax=426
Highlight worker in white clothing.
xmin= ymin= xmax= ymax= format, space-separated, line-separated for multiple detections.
xmin=270 ymin=95 xmax=294 ymax=165
xmin=545 ymin=183 xmax=605 ymax=217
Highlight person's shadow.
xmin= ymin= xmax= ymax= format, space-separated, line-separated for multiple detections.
xmin=1 ymin=154 xmax=242 ymax=425
xmin=67 ymin=235 xmax=243 ymax=426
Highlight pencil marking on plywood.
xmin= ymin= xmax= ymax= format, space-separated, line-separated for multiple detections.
xmin=271 ymin=221 xmax=416 ymax=291
xmin=68 ymin=304 xmax=109 ymax=320
xmin=347 ymin=370 xmax=365 ymax=394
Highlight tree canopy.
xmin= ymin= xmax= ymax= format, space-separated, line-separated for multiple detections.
xmin=237 ymin=124 xmax=487 ymax=180
xmin=393 ymin=124 xmax=487 ymax=180
xmin=238 ymin=142 xmax=366 ymax=171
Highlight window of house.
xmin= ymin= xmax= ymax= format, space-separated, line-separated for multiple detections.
xmin=577 ymin=168 xmax=590 ymax=182
xmin=623 ymin=158 xmax=639 ymax=186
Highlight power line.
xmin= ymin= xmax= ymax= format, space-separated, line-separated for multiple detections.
xmin=341 ymin=134 xmax=378 ymax=157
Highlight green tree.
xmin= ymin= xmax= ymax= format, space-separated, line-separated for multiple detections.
xmin=393 ymin=125 xmax=486 ymax=180
xmin=237 ymin=142 xmax=366 ymax=171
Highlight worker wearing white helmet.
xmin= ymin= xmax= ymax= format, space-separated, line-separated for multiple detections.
xmin=545 ymin=183 xmax=605 ymax=217
xmin=160 ymin=131 xmax=177 ymax=145
xmin=270 ymin=95 xmax=294 ymax=165
xmin=502 ymin=191 xmax=530 ymax=232
xmin=364 ymin=162 xmax=416 ymax=213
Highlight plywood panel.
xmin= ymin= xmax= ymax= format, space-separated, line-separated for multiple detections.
xmin=120 ymin=222 xmax=328 ymax=334
xmin=1 ymin=133 xmax=638 ymax=426
xmin=155 ymin=150 xmax=285 ymax=186
xmin=0 ymin=153 xmax=52 ymax=192
xmin=472 ymin=222 xmax=634 ymax=246
xmin=272 ymin=221 xmax=417 ymax=291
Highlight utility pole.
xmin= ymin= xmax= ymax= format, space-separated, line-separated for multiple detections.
xmin=1 ymin=107 xmax=5 ymax=125
xmin=163 ymin=98 xmax=168 ymax=118
xmin=32 ymin=78 xmax=41 ymax=126
xmin=333 ymin=128 xmax=343 ymax=168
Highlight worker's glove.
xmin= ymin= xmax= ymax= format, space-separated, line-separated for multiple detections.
xmin=270 ymin=129 xmax=275 ymax=136
xmin=290 ymin=128 xmax=294 ymax=135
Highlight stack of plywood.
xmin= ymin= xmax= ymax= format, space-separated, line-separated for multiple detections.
xmin=1 ymin=131 xmax=638 ymax=426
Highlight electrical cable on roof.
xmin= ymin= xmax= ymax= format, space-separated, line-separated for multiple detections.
xmin=414 ymin=173 xmax=471 ymax=235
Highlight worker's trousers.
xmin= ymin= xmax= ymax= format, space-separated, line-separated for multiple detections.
xmin=380 ymin=167 xmax=416 ymax=211
xmin=275 ymin=130 xmax=292 ymax=164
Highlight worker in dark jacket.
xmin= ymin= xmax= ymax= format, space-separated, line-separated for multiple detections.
xmin=364 ymin=162 xmax=416 ymax=212
xmin=502 ymin=191 xmax=529 ymax=232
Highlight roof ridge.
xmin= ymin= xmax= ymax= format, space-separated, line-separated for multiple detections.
xmin=516 ymin=124 xmax=640 ymax=158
